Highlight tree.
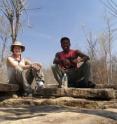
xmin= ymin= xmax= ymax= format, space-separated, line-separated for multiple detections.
xmin=0 ymin=16 xmax=10 ymax=62
xmin=0 ymin=0 xmax=27 ymax=43
xmin=100 ymin=0 xmax=117 ymax=17
xmin=82 ymin=16 xmax=114 ymax=84
xmin=82 ymin=25 xmax=98 ymax=81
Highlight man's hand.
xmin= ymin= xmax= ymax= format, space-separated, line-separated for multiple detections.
xmin=72 ymin=57 xmax=84 ymax=69
xmin=62 ymin=59 xmax=71 ymax=68
xmin=77 ymin=61 xmax=84 ymax=68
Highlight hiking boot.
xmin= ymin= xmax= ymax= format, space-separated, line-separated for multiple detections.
xmin=87 ymin=81 xmax=96 ymax=88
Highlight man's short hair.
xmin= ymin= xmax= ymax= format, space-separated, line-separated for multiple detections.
xmin=60 ymin=37 xmax=70 ymax=44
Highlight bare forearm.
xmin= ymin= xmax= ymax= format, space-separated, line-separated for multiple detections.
xmin=53 ymin=58 xmax=62 ymax=65
xmin=22 ymin=64 xmax=32 ymax=70
xmin=77 ymin=50 xmax=90 ymax=62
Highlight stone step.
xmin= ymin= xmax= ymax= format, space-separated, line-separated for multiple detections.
xmin=115 ymin=90 xmax=117 ymax=99
xmin=46 ymin=83 xmax=117 ymax=89
xmin=96 ymin=84 xmax=117 ymax=90
xmin=46 ymin=84 xmax=58 ymax=88
xmin=0 ymin=97 xmax=117 ymax=109
xmin=0 ymin=83 xmax=19 ymax=92
xmin=34 ymin=88 xmax=116 ymax=100
xmin=0 ymin=83 xmax=116 ymax=100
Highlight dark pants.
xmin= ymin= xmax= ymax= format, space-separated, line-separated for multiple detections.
xmin=51 ymin=62 xmax=92 ymax=88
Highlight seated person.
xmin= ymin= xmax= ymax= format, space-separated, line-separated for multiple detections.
xmin=7 ymin=41 xmax=45 ymax=96
xmin=52 ymin=37 xmax=95 ymax=88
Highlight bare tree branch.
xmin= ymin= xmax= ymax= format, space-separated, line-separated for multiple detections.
xmin=100 ymin=0 xmax=117 ymax=16
xmin=0 ymin=0 xmax=26 ymax=42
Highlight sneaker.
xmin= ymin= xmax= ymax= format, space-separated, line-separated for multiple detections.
xmin=36 ymin=81 xmax=45 ymax=89
xmin=23 ymin=92 xmax=32 ymax=97
xmin=87 ymin=81 xmax=96 ymax=88
xmin=28 ymin=93 xmax=33 ymax=97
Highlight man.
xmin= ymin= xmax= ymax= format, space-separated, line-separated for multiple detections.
xmin=7 ymin=41 xmax=45 ymax=96
xmin=52 ymin=37 xmax=95 ymax=88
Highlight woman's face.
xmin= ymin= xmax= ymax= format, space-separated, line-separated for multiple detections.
xmin=13 ymin=46 xmax=22 ymax=56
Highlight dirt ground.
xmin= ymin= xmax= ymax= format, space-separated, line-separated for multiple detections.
xmin=0 ymin=104 xmax=117 ymax=124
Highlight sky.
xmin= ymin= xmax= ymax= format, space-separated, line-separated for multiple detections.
xmin=7 ymin=0 xmax=117 ymax=67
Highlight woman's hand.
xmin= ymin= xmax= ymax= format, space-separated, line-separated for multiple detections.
xmin=31 ymin=63 xmax=42 ymax=70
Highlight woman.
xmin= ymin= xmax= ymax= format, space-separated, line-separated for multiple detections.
xmin=7 ymin=41 xmax=45 ymax=96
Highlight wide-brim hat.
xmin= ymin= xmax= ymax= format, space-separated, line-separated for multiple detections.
xmin=10 ymin=41 xmax=25 ymax=52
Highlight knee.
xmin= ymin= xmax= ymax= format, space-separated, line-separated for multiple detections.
xmin=84 ymin=61 xmax=90 ymax=69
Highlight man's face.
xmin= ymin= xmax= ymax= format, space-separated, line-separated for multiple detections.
xmin=61 ymin=40 xmax=70 ymax=52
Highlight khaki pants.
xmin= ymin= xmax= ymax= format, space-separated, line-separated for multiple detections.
xmin=8 ymin=68 xmax=44 ymax=94
xmin=51 ymin=62 xmax=90 ymax=88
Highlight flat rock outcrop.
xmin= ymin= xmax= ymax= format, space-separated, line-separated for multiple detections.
xmin=35 ymin=88 xmax=116 ymax=100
